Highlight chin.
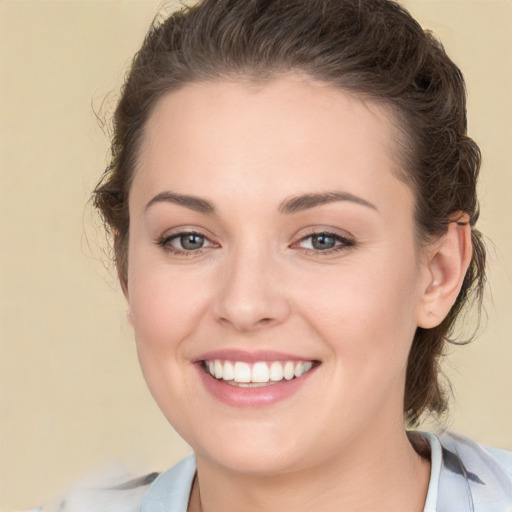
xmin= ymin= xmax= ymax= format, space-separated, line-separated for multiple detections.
xmin=184 ymin=417 xmax=326 ymax=476
xmin=199 ymin=442 xmax=309 ymax=476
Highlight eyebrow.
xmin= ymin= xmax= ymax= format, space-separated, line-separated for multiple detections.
xmin=145 ymin=191 xmax=215 ymax=214
xmin=279 ymin=191 xmax=377 ymax=214
xmin=144 ymin=190 xmax=377 ymax=215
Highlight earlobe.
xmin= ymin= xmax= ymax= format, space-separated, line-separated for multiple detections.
xmin=416 ymin=214 xmax=472 ymax=329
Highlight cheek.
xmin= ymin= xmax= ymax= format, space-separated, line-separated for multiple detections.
xmin=128 ymin=258 xmax=208 ymax=349
xmin=293 ymin=251 xmax=421 ymax=367
xmin=126 ymin=258 xmax=210 ymax=425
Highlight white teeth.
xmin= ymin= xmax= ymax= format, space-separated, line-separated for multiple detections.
xmin=205 ymin=359 xmax=315 ymax=384
xmin=252 ymin=362 xmax=270 ymax=383
xmin=233 ymin=362 xmax=251 ymax=383
xmin=223 ymin=361 xmax=234 ymax=381
xmin=269 ymin=361 xmax=284 ymax=381
xmin=294 ymin=361 xmax=304 ymax=378
xmin=283 ymin=361 xmax=295 ymax=380
xmin=214 ymin=360 xmax=223 ymax=379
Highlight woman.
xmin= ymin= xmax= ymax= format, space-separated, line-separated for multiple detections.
xmin=32 ymin=0 xmax=511 ymax=510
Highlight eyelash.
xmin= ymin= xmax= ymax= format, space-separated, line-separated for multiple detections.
xmin=294 ymin=230 xmax=355 ymax=255
xmin=156 ymin=230 xmax=355 ymax=257
xmin=156 ymin=231 xmax=214 ymax=256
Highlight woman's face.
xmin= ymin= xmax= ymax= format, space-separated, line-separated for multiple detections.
xmin=127 ymin=77 xmax=432 ymax=475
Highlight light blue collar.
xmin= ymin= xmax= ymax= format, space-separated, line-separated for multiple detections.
xmin=141 ymin=453 xmax=196 ymax=512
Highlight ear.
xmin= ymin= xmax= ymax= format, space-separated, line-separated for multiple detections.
xmin=416 ymin=213 xmax=473 ymax=329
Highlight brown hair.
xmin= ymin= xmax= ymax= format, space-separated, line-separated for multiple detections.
xmin=93 ymin=0 xmax=486 ymax=424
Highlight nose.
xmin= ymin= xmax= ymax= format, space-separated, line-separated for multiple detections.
xmin=212 ymin=245 xmax=291 ymax=334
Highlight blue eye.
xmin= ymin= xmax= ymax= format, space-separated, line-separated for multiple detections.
xmin=310 ymin=234 xmax=336 ymax=250
xmin=157 ymin=231 xmax=214 ymax=254
xmin=175 ymin=233 xmax=205 ymax=250
xmin=298 ymin=232 xmax=354 ymax=253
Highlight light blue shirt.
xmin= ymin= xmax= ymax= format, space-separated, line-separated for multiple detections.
xmin=30 ymin=431 xmax=512 ymax=511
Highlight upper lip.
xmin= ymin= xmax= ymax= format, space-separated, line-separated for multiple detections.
xmin=192 ymin=349 xmax=318 ymax=364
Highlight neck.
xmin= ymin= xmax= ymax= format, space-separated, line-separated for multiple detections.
xmin=188 ymin=426 xmax=431 ymax=512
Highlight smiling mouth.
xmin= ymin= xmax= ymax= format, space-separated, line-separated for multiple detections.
xmin=202 ymin=359 xmax=318 ymax=387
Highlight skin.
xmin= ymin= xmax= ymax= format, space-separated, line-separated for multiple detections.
xmin=126 ymin=76 xmax=471 ymax=511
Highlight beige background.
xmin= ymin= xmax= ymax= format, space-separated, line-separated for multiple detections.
xmin=0 ymin=0 xmax=511 ymax=509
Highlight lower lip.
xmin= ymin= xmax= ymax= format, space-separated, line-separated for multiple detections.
xmin=196 ymin=365 xmax=316 ymax=408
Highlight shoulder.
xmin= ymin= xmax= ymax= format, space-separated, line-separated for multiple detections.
xmin=434 ymin=431 xmax=512 ymax=511
xmin=27 ymin=454 xmax=196 ymax=512
xmin=27 ymin=467 xmax=160 ymax=512
xmin=439 ymin=431 xmax=512 ymax=479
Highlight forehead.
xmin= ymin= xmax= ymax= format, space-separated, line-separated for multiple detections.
xmin=132 ymin=76 xmax=411 ymax=213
